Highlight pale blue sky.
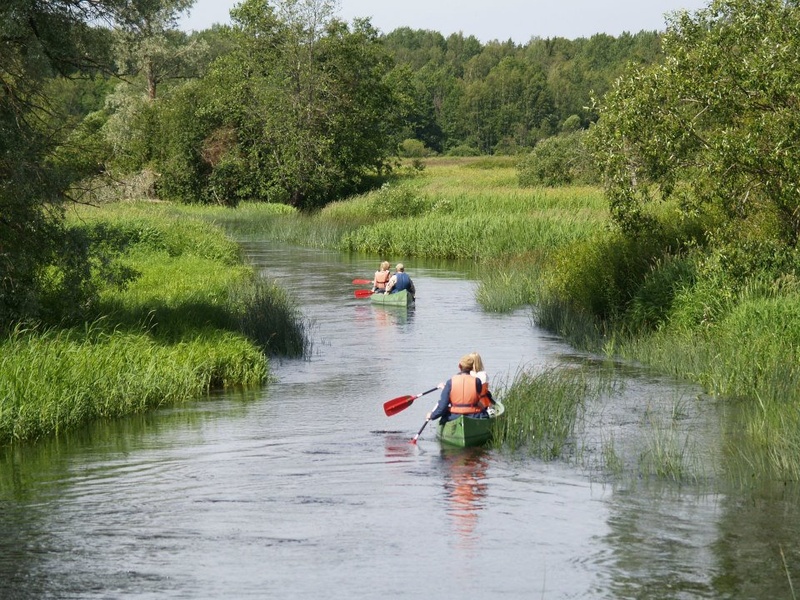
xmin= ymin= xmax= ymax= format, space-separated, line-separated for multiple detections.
xmin=179 ymin=0 xmax=710 ymax=42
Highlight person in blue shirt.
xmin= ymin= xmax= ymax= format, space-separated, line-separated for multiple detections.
xmin=384 ymin=263 xmax=416 ymax=299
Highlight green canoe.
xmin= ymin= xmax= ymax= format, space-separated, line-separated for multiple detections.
xmin=437 ymin=402 xmax=505 ymax=448
xmin=371 ymin=289 xmax=414 ymax=307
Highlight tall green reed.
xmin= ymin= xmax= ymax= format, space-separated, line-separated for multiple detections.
xmin=491 ymin=367 xmax=589 ymax=459
xmin=0 ymin=323 xmax=267 ymax=444
xmin=0 ymin=202 xmax=314 ymax=445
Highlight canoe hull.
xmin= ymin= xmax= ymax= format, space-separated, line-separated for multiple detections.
xmin=371 ymin=289 xmax=414 ymax=307
xmin=437 ymin=402 xmax=505 ymax=448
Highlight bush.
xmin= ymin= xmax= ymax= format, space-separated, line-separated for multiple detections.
xmin=369 ymin=183 xmax=430 ymax=218
xmin=518 ymin=131 xmax=598 ymax=187
xmin=399 ymin=138 xmax=434 ymax=158
xmin=446 ymin=144 xmax=482 ymax=157
xmin=542 ymin=227 xmax=682 ymax=322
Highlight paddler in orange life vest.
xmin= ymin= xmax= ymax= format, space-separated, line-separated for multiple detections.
xmin=372 ymin=261 xmax=391 ymax=293
xmin=427 ymin=354 xmax=495 ymax=424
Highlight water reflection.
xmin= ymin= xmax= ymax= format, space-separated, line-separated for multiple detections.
xmin=383 ymin=432 xmax=417 ymax=462
xmin=439 ymin=448 xmax=490 ymax=548
xmin=354 ymin=304 xmax=414 ymax=327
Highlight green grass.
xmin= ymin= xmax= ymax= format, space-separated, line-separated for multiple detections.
xmin=1 ymin=201 xmax=312 ymax=445
xmin=490 ymin=367 xmax=591 ymax=458
xmin=0 ymin=323 xmax=267 ymax=443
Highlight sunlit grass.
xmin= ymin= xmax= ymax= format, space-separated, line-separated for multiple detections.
xmin=0 ymin=323 xmax=267 ymax=443
xmin=491 ymin=367 xmax=591 ymax=458
xmin=0 ymin=202 xmax=312 ymax=445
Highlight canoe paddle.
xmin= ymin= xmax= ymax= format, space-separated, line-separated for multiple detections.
xmin=354 ymin=289 xmax=375 ymax=298
xmin=410 ymin=405 xmax=439 ymax=444
xmin=352 ymin=279 xmax=372 ymax=285
xmin=383 ymin=386 xmax=440 ymax=416
xmin=410 ymin=419 xmax=430 ymax=445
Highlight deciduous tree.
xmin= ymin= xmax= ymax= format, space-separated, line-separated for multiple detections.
xmin=590 ymin=0 xmax=800 ymax=245
xmin=0 ymin=0 xmax=117 ymax=326
xmin=199 ymin=0 xmax=399 ymax=208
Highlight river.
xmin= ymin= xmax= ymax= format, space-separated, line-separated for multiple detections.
xmin=1 ymin=241 xmax=799 ymax=599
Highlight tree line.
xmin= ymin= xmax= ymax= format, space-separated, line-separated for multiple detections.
xmin=0 ymin=0 xmax=663 ymax=327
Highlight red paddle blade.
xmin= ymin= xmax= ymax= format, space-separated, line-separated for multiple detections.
xmin=383 ymin=395 xmax=415 ymax=416
xmin=354 ymin=289 xmax=375 ymax=298
xmin=352 ymin=279 xmax=371 ymax=285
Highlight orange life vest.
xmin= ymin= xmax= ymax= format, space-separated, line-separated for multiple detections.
xmin=478 ymin=381 xmax=493 ymax=410
xmin=449 ymin=373 xmax=483 ymax=415
xmin=374 ymin=270 xmax=390 ymax=290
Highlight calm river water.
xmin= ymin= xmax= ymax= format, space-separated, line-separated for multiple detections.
xmin=2 ymin=241 xmax=800 ymax=599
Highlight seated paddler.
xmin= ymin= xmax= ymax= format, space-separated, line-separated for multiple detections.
xmin=384 ymin=263 xmax=416 ymax=299
xmin=427 ymin=354 xmax=493 ymax=424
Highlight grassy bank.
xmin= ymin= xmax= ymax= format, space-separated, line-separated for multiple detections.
xmin=0 ymin=202 xmax=311 ymax=445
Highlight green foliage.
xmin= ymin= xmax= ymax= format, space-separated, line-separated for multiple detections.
xmin=111 ymin=0 xmax=199 ymax=100
xmin=491 ymin=367 xmax=589 ymax=458
xmin=541 ymin=221 xmax=696 ymax=323
xmin=0 ymin=0 xmax=120 ymax=329
xmin=226 ymin=158 xmax=604 ymax=266
xmin=0 ymin=324 xmax=267 ymax=444
xmin=366 ymin=183 xmax=431 ymax=218
xmin=475 ymin=256 xmax=541 ymax=312
xmin=518 ymin=130 xmax=598 ymax=187
xmin=342 ymin=212 xmax=595 ymax=260
xmin=590 ymin=0 xmax=800 ymax=245
xmin=446 ymin=144 xmax=482 ymax=157
xmin=0 ymin=198 xmax=321 ymax=445
xmin=193 ymin=0 xmax=400 ymax=209
xmin=102 ymin=84 xmax=160 ymax=173
xmin=456 ymin=55 xmax=556 ymax=153
xmin=151 ymin=80 xmax=216 ymax=203
xmin=399 ymin=138 xmax=435 ymax=158
xmin=228 ymin=278 xmax=311 ymax=357
xmin=383 ymin=29 xmax=662 ymax=156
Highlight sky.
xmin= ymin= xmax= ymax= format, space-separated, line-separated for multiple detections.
xmin=178 ymin=0 xmax=711 ymax=43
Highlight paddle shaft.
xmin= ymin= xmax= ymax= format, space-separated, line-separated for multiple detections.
xmin=383 ymin=386 xmax=440 ymax=417
xmin=410 ymin=419 xmax=431 ymax=444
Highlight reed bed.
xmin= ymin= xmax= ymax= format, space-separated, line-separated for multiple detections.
xmin=623 ymin=292 xmax=800 ymax=482
xmin=491 ymin=367 xmax=591 ymax=458
xmin=474 ymin=254 xmax=543 ymax=312
xmin=0 ymin=324 xmax=267 ymax=443
xmin=637 ymin=422 xmax=700 ymax=483
xmin=341 ymin=212 xmax=597 ymax=259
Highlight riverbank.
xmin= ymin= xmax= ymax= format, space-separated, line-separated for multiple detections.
xmin=0 ymin=202 xmax=311 ymax=445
